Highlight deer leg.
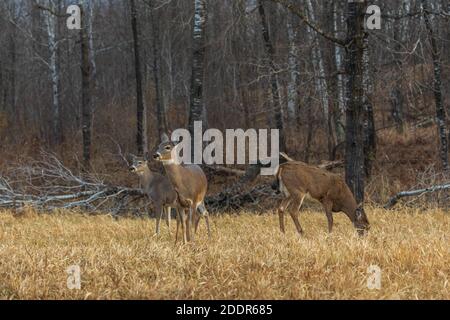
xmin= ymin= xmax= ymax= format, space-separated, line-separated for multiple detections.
xmin=322 ymin=200 xmax=334 ymax=233
xmin=175 ymin=209 xmax=180 ymax=244
xmin=155 ymin=203 xmax=162 ymax=235
xmin=165 ymin=206 xmax=171 ymax=228
xmin=197 ymin=203 xmax=211 ymax=239
xmin=181 ymin=208 xmax=189 ymax=243
xmin=188 ymin=205 xmax=197 ymax=241
xmin=277 ymin=198 xmax=292 ymax=234
xmin=288 ymin=197 xmax=304 ymax=236
xmin=296 ymin=194 xmax=306 ymax=213
xmin=194 ymin=209 xmax=201 ymax=234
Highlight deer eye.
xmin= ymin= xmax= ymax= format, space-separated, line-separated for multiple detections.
xmin=165 ymin=145 xmax=171 ymax=150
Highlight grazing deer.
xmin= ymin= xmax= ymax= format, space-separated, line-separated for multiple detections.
xmin=153 ymin=133 xmax=211 ymax=243
xmin=273 ymin=161 xmax=370 ymax=236
xmin=129 ymin=154 xmax=178 ymax=236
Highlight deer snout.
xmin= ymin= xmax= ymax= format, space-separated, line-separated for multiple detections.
xmin=153 ymin=153 xmax=161 ymax=160
xmin=129 ymin=166 xmax=136 ymax=172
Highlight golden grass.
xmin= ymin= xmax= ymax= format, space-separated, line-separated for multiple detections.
xmin=0 ymin=207 xmax=448 ymax=300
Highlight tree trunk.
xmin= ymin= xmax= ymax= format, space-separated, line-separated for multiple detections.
xmin=286 ymin=14 xmax=299 ymax=121
xmin=422 ymin=0 xmax=448 ymax=171
xmin=304 ymin=0 xmax=334 ymax=159
xmin=130 ymin=0 xmax=147 ymax=155
xmin=8 ymin=3 xmax=17 ymax=129
xmin=390 ymin=3 xmax=405 ymax=133
xmin=44 ymin=0 xmax=63 ymax=145
xmin=188 ymin=0 xmax=208 ymax=135
xmin=80 ymin=2 xmax=93 ymax=168
xmin=258 ymin=0 xmax=286 ymax=152
xmin=333 ymin=1 xmax=345 ymax=145
xmin=363 ymin=37 xmax=376 ymax=179
xmin=149 ymin=0 xmax=168 ymax=138
xmin=344 ymin=0 xmax=367 ymax=204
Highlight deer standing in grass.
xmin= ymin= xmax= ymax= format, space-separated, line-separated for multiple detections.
xmin=129 ymin=154 xmax=178 ymax=236
xmin=153 ymin=133 xmax=211 ymax=243
xmin=274 ymin=161 xmax=370 ymax=236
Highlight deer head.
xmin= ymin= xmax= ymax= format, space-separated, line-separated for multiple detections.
xmin=128 ymin=153 xmax=150 ymax=175
xmin=153 ymin=133 xmax=178 ymax=164
xmin=354 ymin=204 xmax=370 ymax=235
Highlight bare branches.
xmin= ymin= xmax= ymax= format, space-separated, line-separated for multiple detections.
xmin=270 ymin=0 xmax=347 ymax=47
xmin=0 ymin=152 xmax=144 ymax=214
xmin=35 ymin=4 xmax=70 ymax=18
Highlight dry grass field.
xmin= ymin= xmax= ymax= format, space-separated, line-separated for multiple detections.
xmin=0 ymin=206 xmax=448 ymax=300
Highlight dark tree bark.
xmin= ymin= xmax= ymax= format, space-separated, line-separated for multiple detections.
xmin=304 ymin=96 xmax=314 ymax=163
xmin=344 ymin=0 xmax=367 ymax=204
xmin=390 ymin=8 xmax=405 ymax=133
xmin=80 ymin=3 xmax=93 ymax=168
xmin=363 ymin=38 xmax=376 ymax=179
xmin=8 ymin=3 xmax=17 ymax=128
xmin=422 ymin=0 xmax=448 ymax=171
xmin=188 ymin=0 xmax=208 ymax=135
xmin=149 ymin=1 xmax=167 ymax=138
xmin=130 ymin=0 xmax=147 ymax=155
xmin=258 ymin=0 xmax=286 ymax=152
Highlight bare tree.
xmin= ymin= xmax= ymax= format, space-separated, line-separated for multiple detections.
xmin=42 ymin=0 xmax=63 ymax=145
xmin=148 ymin=0 xmax=168 ymax=138
xmin=80 ymin=1 xmax=94 ymax=167
xmin=130 ymin=0 xmax=147 ymax=155
xmin=258 ymin=0 xmax=285 ymax=151
xmin=422 ymin=0 xmax=448 ymax=171
xmin=344 ymin=0 xmax=367 ymax=203
xmin=188 ymin=0 xmax=208 ymax=135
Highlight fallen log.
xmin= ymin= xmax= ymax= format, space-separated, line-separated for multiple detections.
xmin=384 ymin=183 xmax=450 ymax=209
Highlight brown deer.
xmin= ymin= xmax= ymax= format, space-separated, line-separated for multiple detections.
xmin=153 ymin=133 xmax=211 ymax=243
xmin=129 ymin=154 xmax=178 ymax=236
xmin=273 ymin=160 xmax=370 ymax=236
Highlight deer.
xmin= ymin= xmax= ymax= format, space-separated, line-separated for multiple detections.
xmin=153 ymin=133 xmax=211 ymax=243
xmin=128 ymin=153 xmax=178 ymax=236
xmin=273 ymin=160 xmax=370 ymax=236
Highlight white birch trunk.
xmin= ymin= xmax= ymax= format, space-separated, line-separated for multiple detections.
xmin=286 ymin=15 xmax=298 ymax=119
xmin=86 ymin=0 xmax=97 ymax=80
xmin=43 ymin=0 xmax=61 ymax=143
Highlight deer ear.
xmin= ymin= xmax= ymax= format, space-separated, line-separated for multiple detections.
xmin=161 ymin=133 xmax=169 ymax=143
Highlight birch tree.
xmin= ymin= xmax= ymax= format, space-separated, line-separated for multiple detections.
xmin=286 ymin=14 xmax=299 ymax=120
xmin=42 ymin=0 xmax=62 ymax=145
xmin=333 ymin=1 xmax=345 ymax=145
xmin=188 ymin=0 xmax=208 ymax=135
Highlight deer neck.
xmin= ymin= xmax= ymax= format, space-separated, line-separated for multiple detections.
xmin=137 ymin=166 xmax=155 ymax=188
xmin=162 ymin=162 xmax=184 ymax=189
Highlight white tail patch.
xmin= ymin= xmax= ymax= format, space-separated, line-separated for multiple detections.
xmin=278 ymin=174 xmax=290 ymax=197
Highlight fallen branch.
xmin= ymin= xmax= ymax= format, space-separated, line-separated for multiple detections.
xmin=384 ymin=183 xmax=450 ymax=209
xmin=0 ymin=151 xmax=146 ymax=215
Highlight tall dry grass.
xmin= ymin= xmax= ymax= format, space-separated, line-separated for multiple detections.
xmin=0 ymin=207 xmax=448 ymax=299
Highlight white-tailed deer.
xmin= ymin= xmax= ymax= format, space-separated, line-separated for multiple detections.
xmin=273 ymin=161 xmax=370 ymax=236
xmin=129 ymin=153 xmax=178 ymax=236
xmin=153 ymin=133 xmax=211 ymax=243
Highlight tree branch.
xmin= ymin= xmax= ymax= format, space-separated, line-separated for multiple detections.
xmin=270 ymin=0 xmax=347 ymax=46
